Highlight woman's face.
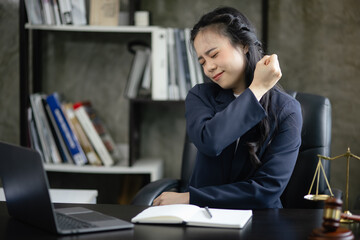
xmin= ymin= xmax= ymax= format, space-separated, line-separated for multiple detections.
xmin=194 ymin=27 xmax=248 ymax=94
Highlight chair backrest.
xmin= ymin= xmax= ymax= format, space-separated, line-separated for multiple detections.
xmin=180 ymin=91 xmax=332 ymax=208
xmin=179 ymin=134 xmax=198 ymax=192
xmin=281 ymin=91 xmax=332 ymax=208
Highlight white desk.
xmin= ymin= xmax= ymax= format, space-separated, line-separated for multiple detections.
xmin=0 ymin=188 xmax=98 ymax=204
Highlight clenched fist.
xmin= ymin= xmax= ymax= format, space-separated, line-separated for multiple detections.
xmin=249 ymin=54 xmax=282 ymax=101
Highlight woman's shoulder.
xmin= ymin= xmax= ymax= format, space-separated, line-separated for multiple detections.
xmin=189 ymin=82 xmax=221 ymax=95
xmin=271 ymin=87 xmax=301 ymax=116
xmin=187 ymin=82 xmax=229 ymax=102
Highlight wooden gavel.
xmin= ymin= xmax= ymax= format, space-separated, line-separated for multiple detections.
xmin=322 ymin=197 xmax=343 ymax=232
xmin=308 ymin=197 xmax=355 ymax=239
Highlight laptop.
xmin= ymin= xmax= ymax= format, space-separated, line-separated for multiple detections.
xmin=0 ymin=141 xmax=134 ymax=235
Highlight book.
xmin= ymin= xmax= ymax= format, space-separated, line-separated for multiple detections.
xmin=138 ymin=49 xmax=152 ymax=98
xmin=131 ymin=204 xmax=252 ymax=229
xmin=151 ymin=28 xmax=168 ymax=100
xmin=70 ymin=0 xmax=87 ymax=25
xmin=24 ymin=0 xmax=44 ymax=25
xmin=43 ymin=99 xmax=73 ymax=164
xmin=37 ymin=94 xmax=62 ymax=164
xmin=184 ymin=28 xmax=198 ymax=88
xmin=125 ymin=48 xmax=151 ymax=99
xmin=41 ymin=0 xmax=55 ymax=25
xmin=63 ymin=103 xmax=102 ymax=166
xmin=73 ymin=103 xmax=114 ymax=166
xmin=178 ymin=29 xmax=192 ymax=94
xmin=167 ymin=28 xmax=180 ymax=100
xmin=80 ymin=102 xmax=121 ymax=164
xmin=58 ymin=0 xmax=73 ymax=24
xmin=27 ymin=107 xmax=44 ymax=160
xmin=52 ymin=0 xmax=62 ymax=25
xmin=89 ymin=0 xmax=120 ymax=26
xmin=174 ymin=29 xmax=187 ymax=100
xmin=29 ymin=94 xmax=50 ymax=163
xmin=29 ymin=93 xmax=62 ymax=164
xmin=185 ymin=28 xmax=204 ymax=85
xmin=46 ymin=93 xmax=88 ymax=165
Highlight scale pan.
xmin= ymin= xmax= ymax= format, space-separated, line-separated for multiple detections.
xmin=304 ymin=194 xmax=330 ymax=201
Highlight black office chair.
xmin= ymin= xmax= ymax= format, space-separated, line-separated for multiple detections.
xmin=131 ymin=92 xmax=332 ymax=209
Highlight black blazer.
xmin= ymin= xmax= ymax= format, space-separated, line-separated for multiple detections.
xmin=185 ymin=83 xmax=302 ymax=209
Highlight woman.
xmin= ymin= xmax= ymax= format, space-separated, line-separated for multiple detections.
xmin=153 ymin=7 xmax=302 ymax=209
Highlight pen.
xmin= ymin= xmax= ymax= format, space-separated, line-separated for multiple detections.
xmin=204 ymin=206 xmax=212 ymax=218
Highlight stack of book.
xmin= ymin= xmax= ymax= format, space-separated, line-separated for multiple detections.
xmin=25 ymin=0 xmax=121 ymax=26
xmin=28 ymin=93 xmax=123 ymax=166
xmin=125 ymin=28 xmax=205 ymax=100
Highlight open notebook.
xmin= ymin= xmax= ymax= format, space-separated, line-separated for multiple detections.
xmin=131 ymin=204 xmax=252 ymax=229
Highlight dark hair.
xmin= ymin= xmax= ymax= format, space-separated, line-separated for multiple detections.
xmin=190 ymin=7 xmax=276 ymax=168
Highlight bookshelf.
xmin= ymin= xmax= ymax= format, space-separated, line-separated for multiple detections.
xmin=19 ymin=2 xmax=169 ymax=162
xmin=20 ymin=24 xmax=170 ymax=165
xmin=19 ymin=0 xmax=169 ymax=203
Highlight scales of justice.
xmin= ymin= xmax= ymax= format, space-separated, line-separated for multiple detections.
xmin=304 ymin=147 xmax=360 ymax=223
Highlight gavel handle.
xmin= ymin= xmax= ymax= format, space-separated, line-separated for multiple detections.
xmin=341 ymin=213 xmax=360 ymax=222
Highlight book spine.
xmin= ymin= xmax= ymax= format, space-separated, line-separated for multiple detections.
xmin=184 ymin=28 xmax=198 ymax=88
xmin=52 ymin=0 xmax=62 ymax=25
xmin=27 ymin=107 xmax=45 ymax=160
xmin=63 ymin=104 xmax=102 ymax=166
xmin=30 ymin=94 xmax=61 ymax=164
xmin=46 ymin=93 xmax=88 ymax=165
xmin=151 ymin=28 xmax=168 ymax=100
xmin=44 ymin=100 xmax=73 ymax=164
xmin=179 ymin=29 xmax=192 ymax=94
xmin=24 ymin=0 xmax=44 ymax=24
xmin=174 ymin=28 xmax=187 ymax=100
xmin=167 ymin=28 xmax=180 ymax=100
xmin=29 ymin=94 xmax=50 ymax=163
xmin=39 ymin=95 xmax=62 ymax=164
xmin=185 ymin=28 xmax=204 ymax=84
xmin=74 ymin=105 xmax=114 ymax=166
xmin=41 ymin=0 xmax=55 ymax=25
xmin=125 ymin=48 xmax=151 ymax=99
xmin=139 ymin=49 xmax=152 ymax=97
xmin=58 ymin=0 xmax=73 ymax=24
xmin=70 ymin=0 xmax=87 ymax=25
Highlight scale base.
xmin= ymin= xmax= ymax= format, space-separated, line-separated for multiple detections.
xmin=304 ymin=194 xmax=331 ymax=201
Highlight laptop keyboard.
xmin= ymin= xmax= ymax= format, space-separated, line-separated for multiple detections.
xmin=56 ymin=212 xmax=95 ymax=230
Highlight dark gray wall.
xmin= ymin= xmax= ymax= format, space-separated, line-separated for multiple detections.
xmin=268 ymin=0 xmax=360 ymax=209
xmin=1 ymin=0 xmax=359 ymax=208
xmin=0 ymin=0 xmax=19 ymax=145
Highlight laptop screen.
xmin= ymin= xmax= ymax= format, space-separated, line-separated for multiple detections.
xmin=0 ymin=142 xmax=58 ymax=233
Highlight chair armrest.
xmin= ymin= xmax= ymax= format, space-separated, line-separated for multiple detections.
xmin=131 ymin=178 xmax=180 ymax=206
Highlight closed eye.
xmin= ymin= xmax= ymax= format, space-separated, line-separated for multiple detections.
xmin=211 ymin=52 xmax=218 ymax=58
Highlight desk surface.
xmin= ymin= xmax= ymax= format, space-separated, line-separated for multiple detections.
xmin=0 ymin=202 xmax=358 ymax=240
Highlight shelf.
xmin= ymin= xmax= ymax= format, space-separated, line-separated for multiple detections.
xmin=44 ymin=159 xmax=163 ymax=182
xmin=130 ymin=98 xmax=185 ymax=104
xmin=25 ymin=24 xmax=162 ymax=33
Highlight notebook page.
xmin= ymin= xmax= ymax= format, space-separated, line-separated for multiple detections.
xmin=187 ymin=208 xmax=253 ymax=228
xmin=131 ymin=204 xmax=201 ymax=224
